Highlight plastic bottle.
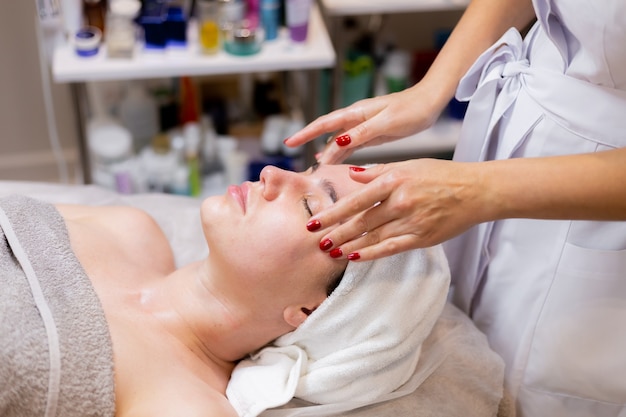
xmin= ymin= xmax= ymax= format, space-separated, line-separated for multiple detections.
xmin=179 ymin=76 xmax=200 ymax=125
xmin=106 ymin=0 xmax=141 ymax=58
xmin=260 ymin=0 xmax=280 ymax=41
xmin=118 ymin=83 xmax=160 ymax=152
xmin=285 ymin=0 xmax=312 ymax=43
xmin=184 ymin=122 xmax=203 ymax=196
xmin=86 ymin=81 xmax=136 ymax=193
xmin=87 ymin=117 xmax=135 ymax=192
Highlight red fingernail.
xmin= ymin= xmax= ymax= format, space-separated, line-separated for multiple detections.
xmin=335 ymin=134 xmax=351 ymax=146
xmin=349 ymin=166 xmax=366 ymax=172
xmin=347 ymin=252 xmax=360 ymax=261
xmin=329 ymin=248 xmax=343 ymax=258
xmin=319 ymin=238 xmax=333 ymax=251
xmin=306 ymin=219 xmax=321 ymax=231
xmin=283 ymin=138 xmax=290 ymax=144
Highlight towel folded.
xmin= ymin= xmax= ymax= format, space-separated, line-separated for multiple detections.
xmin=226 ymin=245 xmax=451 ymax=417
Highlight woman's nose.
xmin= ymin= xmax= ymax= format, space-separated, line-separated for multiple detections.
xmin=260 ymin=165 xmax=299 ymax=200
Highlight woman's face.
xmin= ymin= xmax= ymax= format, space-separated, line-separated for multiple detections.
xmin=200 ymin=163 xmax=362 ymax=306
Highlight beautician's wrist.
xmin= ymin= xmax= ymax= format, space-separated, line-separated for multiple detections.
xmin=467 ymin=161 xmax=506 ymax=225
xmin=411 ymin=76 xmax=457 ymax=117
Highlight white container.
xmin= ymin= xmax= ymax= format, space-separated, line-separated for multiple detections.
xmin=106 ymin=0 xmax=141 ymax=58
xmin=118 ymin=83 xmax=160 ymax=152
xmin=87 ymin=117 xmax=134 ymax=191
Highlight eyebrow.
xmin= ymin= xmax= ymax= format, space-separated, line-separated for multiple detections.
xmin=309 ymin=162 xmax=338 ymax=203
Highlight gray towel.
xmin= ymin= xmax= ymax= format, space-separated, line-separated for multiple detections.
xmin=0 ymin=195 xmax=115 ymax=417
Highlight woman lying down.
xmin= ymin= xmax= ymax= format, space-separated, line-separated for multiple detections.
xmin=0 ymin=163 xmax=450 ymax=417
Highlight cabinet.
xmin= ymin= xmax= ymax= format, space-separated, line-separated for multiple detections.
xmin=320 ymin=0 xmax=469 ymax=164
xmin=51 ymin=3 xmax=335 ymax=184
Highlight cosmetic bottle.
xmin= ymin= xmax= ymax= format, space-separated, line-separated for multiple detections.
xmin=137 ymin=0 xmax=168 ymax=50
xmin=106 ymin=0 xmax=141 ymax=58
xmin=86 ymin=81 xmax=136 ymax=192
xmin=179 ymin=76 xmax=200 ymax=125
xmin=260 ymin=0 xmax=279 ymax=41
xmin=184 ymin=122 xmax=203 ymax=196
xmin=197 ymin=0 xmax=220 ymax=54
xmin=164 ymin=0 xmax=188 ymax=48
xmin=285 ymin=0 xmax=312 ymax=43
xmin=87 ymin=117 xmax=135 ymax=192
xmin=83 ymin=0 xmax=106 ymax=33
xmin=217 ymin=0 xmax=245 ymax=37
xmin=60 ymin=0 xmax=83 ymax=40
xmin=382 ymin=49 xmax=410 ymax=93
xmin=118 ymin=83 xmax=159 ymax=152
xmin=245 ymin=0 xmax=260 ymax=29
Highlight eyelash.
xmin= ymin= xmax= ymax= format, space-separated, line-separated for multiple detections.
xmin=302 ymin=197 xmax=313 ymax=217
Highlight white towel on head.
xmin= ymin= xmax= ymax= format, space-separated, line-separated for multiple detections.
xmin=226 ymin=245 xmax=450 ymax=417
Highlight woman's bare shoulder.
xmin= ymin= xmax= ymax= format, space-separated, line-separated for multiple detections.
xmin=56 ymin=204 xmax=176 ymax=273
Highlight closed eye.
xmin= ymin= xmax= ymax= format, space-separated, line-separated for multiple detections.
xmin=302 ymin=197 xmax=313 ymax=217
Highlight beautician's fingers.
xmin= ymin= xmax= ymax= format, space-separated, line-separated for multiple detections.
xmin=320 ymin=208 xmax=447 ymax=262
xmin=316 ymin=195 xmax=428 ymax=261
xmin=286 ymin=88 xmax=441 ymax=164
xmin=332 ymin=231 xmax=425 ymax=262
xmin=311 ymin=159 xmax=487 ymax=261
xmin=306 ymin=164 xmax=393 ymax=234
xmin=284 ymin=97 xmax=384 ymax=148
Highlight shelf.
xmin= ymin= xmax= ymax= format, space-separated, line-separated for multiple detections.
xmin=320 ymin=0 xmax=468 ymax=16
xmin=52 ymin=4 xmax=335 ymax=83
xmin=345 ymin=117 xmax=461 ymax=163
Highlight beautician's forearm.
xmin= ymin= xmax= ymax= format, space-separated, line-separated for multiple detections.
xmin=416 ymin=0 xmax=536 ymax=111
xmin=477 ymin=147 xmax=626 ymax=221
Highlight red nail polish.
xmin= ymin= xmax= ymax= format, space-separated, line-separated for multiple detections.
xmin=306 ymin=219 xmax=321 ymax=231
xmin=349 ymin=166 xmax=366 ymax=172
xmin=330 ymin=248 xmax=343 ymax=258
xmin=335 ymin=134 xmax=351 ymax=146
xmin=319 ymin=238 xmax=333 ymax=251
xmin=347 ymin=252 xmax=360 ymax=261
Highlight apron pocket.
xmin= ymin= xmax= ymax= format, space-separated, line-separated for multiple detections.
xmin=523 ymin=241 xmax=626 ymax=404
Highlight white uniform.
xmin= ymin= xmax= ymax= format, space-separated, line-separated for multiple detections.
xmin=443 ymin=0 xmax=626 ymax=416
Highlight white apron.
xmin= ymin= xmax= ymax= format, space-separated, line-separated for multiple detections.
xmin=443 ymin=1 xmax=626 ymax=416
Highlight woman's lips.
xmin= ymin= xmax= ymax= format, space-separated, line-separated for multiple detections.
xmin=228 ymin=182 xmax=249 ymax=213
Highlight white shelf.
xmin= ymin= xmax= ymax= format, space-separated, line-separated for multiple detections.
xmin=321 ymin=0 xmax=468 ymax=16
xmin=52 ymin=4 xmax=335 ymax=83
xmin=346 ymin=117 xmax=461 ymax=163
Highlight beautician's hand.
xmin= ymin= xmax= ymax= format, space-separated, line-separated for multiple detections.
xmin=284 ymin=82 xmax=450 ymax=164
xmin=307 ymin=159 xmax=488 ymax=261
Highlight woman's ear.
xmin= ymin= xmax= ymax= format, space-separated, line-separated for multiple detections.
xmin=283 ymin=302 xmax=321 ymax=328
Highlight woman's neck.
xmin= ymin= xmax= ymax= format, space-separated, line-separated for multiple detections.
xmin=140 ymin=260 xmax=290 ymax=366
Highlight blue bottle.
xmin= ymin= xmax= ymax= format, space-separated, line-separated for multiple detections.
xmin=137 ymin=0 xmax=168 ymax=49
xmin=164 ymin=4 xmax=188 ymax=47
xmin=260 ymin=0 xmax=280 ymax=41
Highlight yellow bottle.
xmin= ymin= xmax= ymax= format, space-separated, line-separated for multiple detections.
xmin=200 ymin=20 xmax=220 ymax=53
xmin=197 ymin=0 xmax=220 ymax=54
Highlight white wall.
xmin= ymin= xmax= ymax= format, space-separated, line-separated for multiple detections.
xmin=0 ymin=1 xmax=81 ymax=183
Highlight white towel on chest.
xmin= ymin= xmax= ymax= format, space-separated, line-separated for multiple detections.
xmin=226 ymin=245 xmax=451 ymax=417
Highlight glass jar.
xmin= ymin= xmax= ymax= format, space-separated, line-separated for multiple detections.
xmin=197 ymin=0 xmax=220 ymax=54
